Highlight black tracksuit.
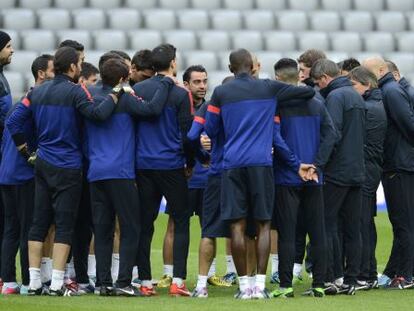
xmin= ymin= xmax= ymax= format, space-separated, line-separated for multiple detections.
xmin=320 ymin=76 xmax=366 ymax=285
xmin=380 ymin=72 xmax=414 ymax=281
xmin=359 ymin=89 xmax=387 ymax=281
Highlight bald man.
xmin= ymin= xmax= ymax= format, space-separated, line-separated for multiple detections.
xmin=363 ymin=57 xmax=414 ymax=289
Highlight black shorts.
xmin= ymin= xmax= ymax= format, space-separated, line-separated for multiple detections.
xmin=29 ymin=157 xmax=82 ymax=245
xmin=221 ymin=166 xmax=274 ymax=221
xmin=165 ymin=188 xmax=204 ymax=217
xmin=202 ymin=175 xmax=230 ymax=238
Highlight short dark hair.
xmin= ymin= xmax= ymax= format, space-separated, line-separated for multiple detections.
xmin=222 ymin=75 xmax=234 ymax=84
xmin=183 ymin=65 xmax=207 ymax=83
xmin=54 ymin=46 xmax=80 ymax=75
xmin=58 ymin=39 xmax=84 ymax=52
xmin=310 ymin=59 xmax=340 ymax=80
xmin=348 ymin=66 xmax=378 ymax=89
xmin=109 ymin=50 xmax=131 ymax=62
xmin=229 ymin=48 xmax=253 ymax=73
xmin=132 ymin=49 xmax=153 ymax=70
xmin=101 ymin=58 xmax=129 ymax=87
xmin=273 ymin=58 xmax=299 ymax=82
xmin=340 ymin=58 xmax=361 ymax=73
xmin=98 ymin=52 xmax=123 ymax=73
xmin=31 ymin=54 xmax=54 ymax=80
xmin=386 ymin=60 xmax=399 ymax=73
xmin=81 ymin=62 xmax=99 ymax=79
xmin=151 ymin=44 xmax=176 ymax=72
xmin=298 ymin=49 xmax=327 ymax=68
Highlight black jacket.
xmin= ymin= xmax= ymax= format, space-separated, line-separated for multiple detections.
xmin=399 ymin=77 xmax=414 ymax=107
xmin=379 ymin=72 xmax=414 ymax=173
xmin=320 ymin=76 xmax=366 ymax=186
xmin=362 ymin=88 xmax=387 ymax=196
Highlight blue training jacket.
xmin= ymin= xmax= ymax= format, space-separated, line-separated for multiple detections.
xmin=0 ymin=66 xmax=12 ymax=157
xmin=133 ymin=74 xmax=194 ymax=170
xmin=188 ymin=102 xmax=224 ymax=177
xmin=205 ymin=73 xmax=315 ymax=169
xmin=273 ymin=95 xmax=337 ymax=186
xmin=85 ymin=78 xmax=173 ymax=182
xmin=0 ymin=103 xmax=36 ymax=185
xmin=6 ymin=74 xmax=117 ymax=170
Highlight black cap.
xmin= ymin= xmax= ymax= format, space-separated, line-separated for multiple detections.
xmin=0 ymin=31 xmax=11 ymax=51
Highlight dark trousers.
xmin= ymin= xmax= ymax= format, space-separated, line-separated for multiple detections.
xmin=29 ymin=157 xmax=82 ymax=245
xmin=275 ymin=186 xmax=326 ymax=288
xmin=382 ymin=172 xmax=414 ymax=280
xmin=359 ymin=194 xmax=377 ymax=281
xmin=0 ymin=180 xmax=34 ymax=285
xmin=294 ymin=210 xmax=313 ymax=273
xmin=324 ymin=182 xmax=362 ymax=285
xmin=72 ymin=179 xmax=93 ymax=284
xmin=90 ymin=179 xmax=140 ymax=288
xmin=136 ymin=169 xmax=190 ymax=280
xmin=0 ymin=194 xmax=3 ymax=279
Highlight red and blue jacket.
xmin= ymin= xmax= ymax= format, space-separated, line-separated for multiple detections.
xmin=6 ymin=74 xmax=116 ymax=170
xmin=205 ymin=73 xmax=315 ymax=169
xmin=273 ymin=96 xmax=337 ymax=186
xmin=133 ymin=74 xmax=195 ymax=170
xmin=85 ymin=79 xmax=173 ymax=182
xmin=0 ymin=103 xmax=36 ymax=185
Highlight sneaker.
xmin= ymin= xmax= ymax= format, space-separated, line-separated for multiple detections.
xmin=355 ymin=280 xmax=370 ymax=291
xmin=114 ymin=285 xmax=142 ymax=297
xmin=20 ymin=285 xmax=29 ymax=295
xmin=64 ymin=280 xmax=80 ymax=296
xmin=302 ymin=287 xmax=324 ymax=297
xmin=99 ymin=286 xmax=113 ymax=296
xmin=191 ymin=287 xmax=208 ymax=298
xmin=337 ymin=284 xmax=356 ymax=295
xmin=2 ymin=285 xmax=20 ymax=295
xmin=169 ymin=283 xmax=191 ymax=297
xmin=389 ymin=277 xmax=414 ymax=290
xmin=207 ymin=275 xmax=232 ymax=287
xmin=157 ymin=275 xmax=172 ymax=288
xmin=251 ymin=287 xmax=271 ymax=299
xmin=270 ymin=271 xmax=280 ymax=284
xmin=368 ymin=280 xmax=379 ymax=289
xmin=131 ymin=278 xmax=142 ymax=288
xmin=140 ymin=285 xmax=157 ymax=296
xmin=323 ymin=283 xmax=339 ymax=295
xmin=28 ymin=287 xmax=43 ymax=296
xmin=78 ymin=283 xmax=95 ymax=295
xmin=334 ymin=277 xmax=344 ymax=287
xmin=271 ymin=287 xmax=294 ymax=298
xmin=378 ymin=274 xmax=392 ymax=288
xmin=222 ymin=272 xmax=237 ymax=285
xmin=0 ymin=278 xmax=3 ymax=293
xmin=234 ymin=288 xmax=252 ymax=300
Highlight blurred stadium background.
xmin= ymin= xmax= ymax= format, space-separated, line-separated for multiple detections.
xmin=1 ymin=0 xmax=414 ymax=102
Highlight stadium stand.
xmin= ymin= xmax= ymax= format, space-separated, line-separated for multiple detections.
xmin=1 ymin=0 xmax=414 ymax=99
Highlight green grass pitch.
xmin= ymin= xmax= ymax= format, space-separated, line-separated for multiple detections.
xmin=2 ymin=212 xmax=414 ymax=311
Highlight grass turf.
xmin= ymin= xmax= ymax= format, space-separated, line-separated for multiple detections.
xmin=1 ymin=211 xmax=414 ymax=311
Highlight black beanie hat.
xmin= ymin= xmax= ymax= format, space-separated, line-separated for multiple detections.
xmin=0 ymin=31 xmax=11 ymax=51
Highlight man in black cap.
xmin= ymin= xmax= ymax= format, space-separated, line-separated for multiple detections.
xmin=0 ymin=30 xmax=13 ymax=292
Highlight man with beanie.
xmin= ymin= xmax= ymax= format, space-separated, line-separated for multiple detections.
xmin=0 ymin=30 xmax=13 ymax=292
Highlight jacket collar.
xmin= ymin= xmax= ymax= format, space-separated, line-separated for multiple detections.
xmin=362 ymin=88 xmax=382 ymax=101
xmin=399 ymin=77 xmax=410 ymax=89
xmin=320 ymin=76 xmax=352 ymax=98
xmin=54 ymin=74 xmax=75 ymax=83
xmin=378 ymin=72 xmax=395 ymax=88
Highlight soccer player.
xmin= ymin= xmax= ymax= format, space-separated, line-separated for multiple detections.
xmin=310 ymin=59 xmax=366 ymax=295
xmin=85 ymin=58 xmax=174 ymax=296
xmin=58 ymin=40 xmax=85 ymax=62
xmin=6 ymin=46 xmax=120 ymax=296
xmin=79 ymin=62 xmax=99 ymax=87
xmin=363 ymin=56 xmax=414 ymax=289
xmin=0 ymin=30 xmax=13 ymax=292
xmin=386 ymin=60 xmax=414 ymax=104
xmin=0 ymin=53 xmax=52 ymax=295
xmin=159 ymin=65 xmax=228 ymax=288
xmin=205 ymin=49 xmax=315 ymax=299
xmin=134 ymin=44 xmax=195 ymax=297
xmin=271 ymin=58 xmax=337 ymax=298
xmin=348 ymin=66 xmax=387 ymax=290
xmin=338 ymin=58 xmax=360 ymax=76
xmin=130 ymin=49 xmax=155 ymax=86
